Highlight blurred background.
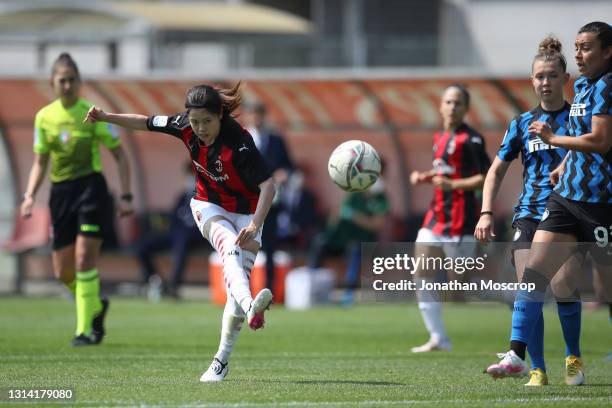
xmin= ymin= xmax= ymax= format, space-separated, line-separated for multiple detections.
xmin=0 ymin=0 xmax=610 ymax=298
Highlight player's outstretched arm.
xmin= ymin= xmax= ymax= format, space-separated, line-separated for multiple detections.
xmin=410 ymin=169 xmax=436 ymax=185
xmin=433 ymin=173 xmax=485 ymax=192
xmin=84 ymin=106 xmax=148 ymax=131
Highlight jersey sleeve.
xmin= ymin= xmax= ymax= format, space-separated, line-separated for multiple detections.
xmin=32 ymin=110 xmax=49 ymax=154
xmin=593 ymin=74 xmax=612 ymax=116
xmin=468 ymin=133 xmax=491 ymax=174
xmin=145 ymin=113 xmax=184 ymax=138
xmin=97 ymin=122 xmax=122 ymax=149
xmin=497 ymin=117 xmax=521 ymax=161
xmin=235 ymin=134 xmax=272 ymax=188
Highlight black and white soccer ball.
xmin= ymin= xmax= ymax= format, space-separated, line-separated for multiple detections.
xmin=327 ymin=140 xmax=381 ymax=192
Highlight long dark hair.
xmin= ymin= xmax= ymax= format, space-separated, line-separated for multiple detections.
xmin=51 ymin=52 xmax=81 ymax=80
xmin=184 ymin=82 xmax=242 ymax=117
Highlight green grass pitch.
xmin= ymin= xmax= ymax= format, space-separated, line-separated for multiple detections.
xmin=0 ymin=297 xmax=610 ymax=407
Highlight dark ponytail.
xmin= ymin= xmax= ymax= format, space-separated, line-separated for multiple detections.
xmin=51 ymin=52 xmax=80 ymax=80
xmin=184 ymin=82 xmax=242 ymax=117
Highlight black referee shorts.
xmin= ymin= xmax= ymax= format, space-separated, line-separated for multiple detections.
xmin=49 ymin=172 xmax=111 ymax=250
xmin=537 ymin=192 xmax=612 ymax=265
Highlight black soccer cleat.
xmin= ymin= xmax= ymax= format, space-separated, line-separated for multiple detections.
xmin=71 ymin=334 xmax=95 ymax=347
xmin=92 ymin=297 xmax=109 ymax=344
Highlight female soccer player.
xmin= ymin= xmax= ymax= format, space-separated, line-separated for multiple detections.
xmin=21 ymin=53 xmax=133 ymax=346
xmin=486 ymin=22 xmax=612 ymax=386
xmin=409 ymin=84 xmax=491 ymax=352
xmin=475 ymin=37 xmax=583 ymax=386
xmin=84 ymin=82 xmax=276 ymax=382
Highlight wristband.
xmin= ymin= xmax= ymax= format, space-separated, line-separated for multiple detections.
xmin=480 ymin=211 xmax=493 ymax=217
xmin=120 ymin=193 xmax=133 ymax=202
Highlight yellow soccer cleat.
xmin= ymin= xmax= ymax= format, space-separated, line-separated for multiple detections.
xmin=565 ymin=355 xmax=585 ymax=385
xmin=524 ymin=368 xmax=548 ymax=386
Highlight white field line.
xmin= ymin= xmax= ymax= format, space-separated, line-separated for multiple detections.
xmin=3 ymin=396 xmax=608 ymax=408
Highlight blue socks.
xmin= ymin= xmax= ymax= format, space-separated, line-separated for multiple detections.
xmin=509 ymin=268 xmax=583 ymax=367
xmin=557 ymin=301 xmax=581 ymax=357
xmin=510 ymin=289 xmax=545 ymax=360
xmin=523 ymin=302 xmax=581 ymax=371
xmin=527 ymin=311 xmax=546 ymax=371
xmin=510 ymin=267 xmax=549 ymax=361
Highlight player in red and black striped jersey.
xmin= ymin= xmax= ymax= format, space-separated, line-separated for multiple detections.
xmin=145 ymin=107 xmax=269 ymax=214
xmin=419 ymin=122 xmax=489 ymax=236
xmin=85 ymin=82 xmax=276 ymax=382
xmin=409 ymin=85 xmax=491 ymax=353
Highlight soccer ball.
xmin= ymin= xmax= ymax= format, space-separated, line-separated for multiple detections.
xmin=327 ymin=140 xmax=381 ymax=192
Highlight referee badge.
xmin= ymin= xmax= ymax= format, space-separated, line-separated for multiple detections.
xmin=60 ymin=130 xmax=70 ymax=143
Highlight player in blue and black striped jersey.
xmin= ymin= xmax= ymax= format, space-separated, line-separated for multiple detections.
xmin=496 ymin=94 xmax=569 ymax=224
xmin=477 ymin=37 xmax=583 ymax=386
xmin=486 ymin=22 xmax=612 ymax=386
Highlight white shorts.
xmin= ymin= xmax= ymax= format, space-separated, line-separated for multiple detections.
xmin=415 ymin=228 xmax=479 ymax=258
xmin=190 ymin=199 xmax=263 ymax=245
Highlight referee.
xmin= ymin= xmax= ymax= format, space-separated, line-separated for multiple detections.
xmin=20 ymin=53 xmax=133 ymax=346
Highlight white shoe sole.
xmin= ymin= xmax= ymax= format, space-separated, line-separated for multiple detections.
xmin=200 ymin=358 xmax=229 ymax=382
xmin=565 ymin=372 xmax=584 ymax=386
xmin=200 ymin=372 xmax=227 ymax=382
xmin=200 ymin=367 xmax=228 ymax=382
xmin=248 ymin=289 xmax=273 ymax=330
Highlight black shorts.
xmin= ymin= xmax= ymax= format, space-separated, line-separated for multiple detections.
xmin=49 ymin=173 xmax=111 ymax=250
xmin=511 ymin=216 xmax=589 ymax=266
xmin=509 ymin=217 xmax=539 ymax=266
xmin=512 ymin=217 xmax=539 ymax=246
xmin=538 ymin=192 xmax=612 ymax=265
